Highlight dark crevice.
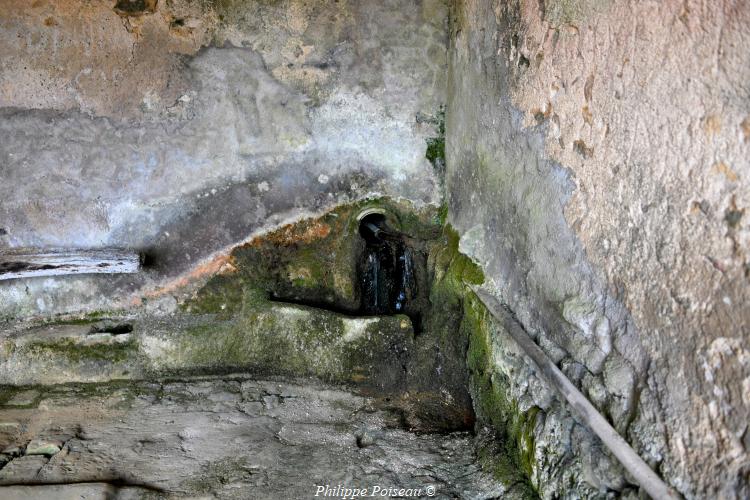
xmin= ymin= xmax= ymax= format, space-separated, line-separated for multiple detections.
xmin=268 ymin=293 xmax=372 ymax=318
xmin=0 ymin=478 xmax=166 ymax=493
xmin=114 ymin=0 xmax=157 ymax=16
xmin=138 ymin=250 xmax=158 ymax=269
xmin=0 ymin=262 xmax=61 ymax=273
xmin=89 ymin=323 xmax=134 ymax=335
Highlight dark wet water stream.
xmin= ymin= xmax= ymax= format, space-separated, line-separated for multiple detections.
xmin=358 ymin=214 xmax=416 ymax=318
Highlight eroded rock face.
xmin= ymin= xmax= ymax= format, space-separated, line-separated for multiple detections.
xmin=0 ymin=376 xmax=526 ymax=499
xmin=448 ymin=0 xmax=750 ymax=498
xmin=0 ymin=198 xmax=541 ymax=496
xmin=2 ymin=0 xmax=747 ymax=497
xmin=0 ymin=0 xmax=447 ymax=319
xmin=0 ymin=201 xmax=482 ymax=435
xmin=0 ymin=197 xmax=549 ymax=496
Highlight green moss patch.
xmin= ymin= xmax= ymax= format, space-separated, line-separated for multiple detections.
xmin=24 ymin=337 xmax=138 ymax=364
xmin=425 ymin=106 xmax=446 ymax=178
xmin=177 ymin=203 xmax=541 ymax=492
xmin=185 ymin=198 xmax=440 ymax=318
xmin=463 ymin=292 xmax=539 ymax=496
xmin=425 ymin=225 xmax=538 ymax=496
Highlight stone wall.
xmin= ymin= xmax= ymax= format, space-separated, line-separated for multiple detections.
xmin=3 ymin=1 xmax=749 ymax=497
xmin=0 ymin=0 xmax=448 ymax=319
xmin=447 ymin=0 xmax=749 ymax=498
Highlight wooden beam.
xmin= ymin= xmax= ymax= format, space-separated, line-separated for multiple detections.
xmin=0 ymin=249 xmax=140 ymax=281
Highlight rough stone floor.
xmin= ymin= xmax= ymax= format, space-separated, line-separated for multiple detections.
xmin=0 ymin=375 xmax=513 ymax=499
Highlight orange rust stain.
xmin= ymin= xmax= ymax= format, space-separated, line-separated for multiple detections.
xmin=143 ymin=253 xmax=235 ymax=299
xmin=138 ymin=217 xmax=331 ymax=301
xmin=711 ymin=162 xmax=739 ymax=182
xmin=703 ymin=114 xmax=722 ymax=137
xmin=246 ymin=220 xmax=331 ymax=248
xmin=582 ymin=105 xmax=593 ymax=125
xmin=530 ymin=101 xmax=553 ymax=123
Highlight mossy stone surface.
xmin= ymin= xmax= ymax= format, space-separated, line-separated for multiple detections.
xmin=425 ymin=225 xmax=538 ymax=496
xmin=0 ymin=199 xmax=541 ymax=493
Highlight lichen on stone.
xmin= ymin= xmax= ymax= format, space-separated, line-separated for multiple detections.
xmin=425 ymin=106 xmax=446 ymax=178
xmin=0 ymin=198 xmax=541 ymax=493
xmin=425 ymin=225 xmax=540 ymax=495
xmin=24 ymin=337 xmax=138 ymax=365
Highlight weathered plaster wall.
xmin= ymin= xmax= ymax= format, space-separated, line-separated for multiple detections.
xmin=0 ymin=0 xmax=447 ymax=319
xmin=447 ymin=0 xmax=749 ymax=498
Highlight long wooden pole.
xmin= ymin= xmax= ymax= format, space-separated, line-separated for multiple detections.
xmin=0 ymin=249 xmax=140 ymax=280
xmin=472 ymin=287 xmax=680 ymax=500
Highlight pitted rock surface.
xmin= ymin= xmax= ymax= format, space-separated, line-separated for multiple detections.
xmin=0 ymin=376 xmax=525 ymax=499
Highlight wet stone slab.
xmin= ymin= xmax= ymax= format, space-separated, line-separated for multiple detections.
xmin=0 ymin=375 xmax=528 ymax=499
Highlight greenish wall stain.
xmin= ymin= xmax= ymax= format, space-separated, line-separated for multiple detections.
xmin=427 ymin=224 xmax=537 ymax=496
xmin=179 ymin=204 xmax=539 ymax=491
xmin=2 ymin=198 xmax=541 ymax=492
xmin=425 ymin=106 xmax=446 ymax=177
xmin=25 ymin=338 xmax=138 ymax=364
